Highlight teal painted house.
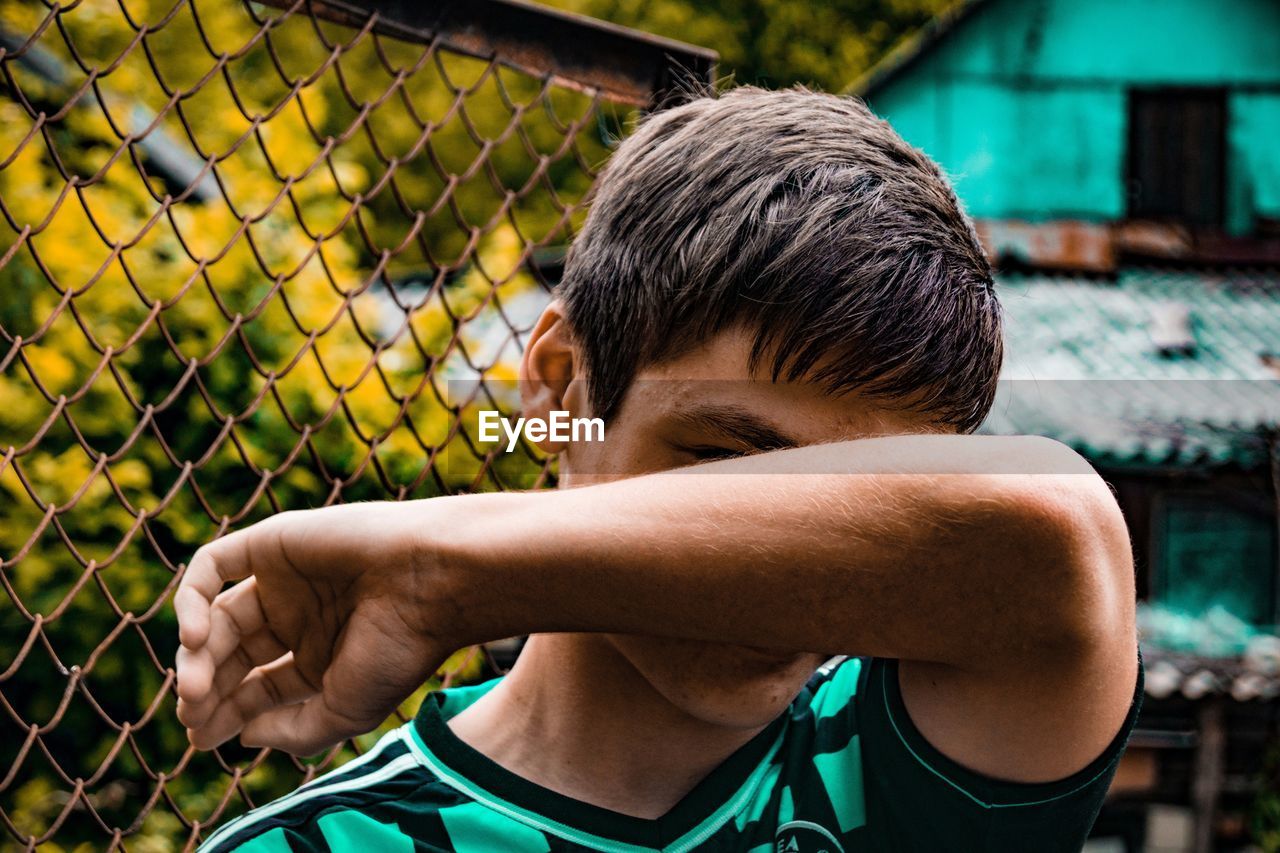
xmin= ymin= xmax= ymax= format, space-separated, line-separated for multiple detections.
xmin=854 ymin=0 xmax=1280 ymax=236
xmin=850 ymin=3 xmax=1280 ymax=850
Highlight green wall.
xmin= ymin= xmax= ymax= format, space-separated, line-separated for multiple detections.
xmin=865 ymin=0 xmax=1280 ymax=233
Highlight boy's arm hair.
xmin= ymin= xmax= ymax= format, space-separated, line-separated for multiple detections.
xmin=455 ymin=433 xmax=1137 ymax=782
xmin=462 ymin=434 xmax=1127 ymax=667
xmin=175 ymin=434 xmax=1136 ymax=781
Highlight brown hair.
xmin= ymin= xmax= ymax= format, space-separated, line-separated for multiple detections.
xmin=557 ymin=86 xmax=1002 ymax=432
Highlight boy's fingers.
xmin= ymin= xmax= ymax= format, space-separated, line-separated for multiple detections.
xmin=174 ymin=586 xmax=211 ymax=650
xmin=187 ymin=694 xmax=249 ymax=751
xmin=233 ymin=655 xmax=317 ymax=729
xmin=214 ymin=628 xmax=291 ymax=699
xmin=239 ymin=628 xmax=382 ymax=755
xmin=175 ymin=528 xmax=258 ymax=649
xmin=187 ymin=654 xmax=316 ymax=751
xmin=204 ymin=580 xmax=267 ymax=669
xmin=175 ymin=644 xmax=214 ymax=704
xmin=179 ymin=628 xmax=291 ymax=730
xmin=238 ymin=613 xmax=417 ymax=755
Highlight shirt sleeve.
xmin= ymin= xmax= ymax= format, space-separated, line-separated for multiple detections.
xmin=854 ymin=654 xmax=1144 ymax=852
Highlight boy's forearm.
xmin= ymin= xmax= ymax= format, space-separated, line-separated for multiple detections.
xmin=440 ymin=435 xmax=1130 ymax=670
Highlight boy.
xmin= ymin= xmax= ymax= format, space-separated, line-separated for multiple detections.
xmin=175 ymin=87 xmax=1141 ymax=852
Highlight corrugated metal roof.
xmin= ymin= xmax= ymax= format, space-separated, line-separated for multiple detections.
xmin=1143 ymin=648 xmax=1280 ymax=702
xmin=981 ymin=267 xmax=1280 ymax=468
xmin=1139 ymin=602 xmax=1280 ymax=701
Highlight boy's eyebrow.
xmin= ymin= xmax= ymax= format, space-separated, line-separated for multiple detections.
xmin=670 ymin=405 xmax=799 ymax=451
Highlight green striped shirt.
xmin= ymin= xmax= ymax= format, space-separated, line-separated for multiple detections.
xmin=201 ymin=656 xmax=1141 ymax=852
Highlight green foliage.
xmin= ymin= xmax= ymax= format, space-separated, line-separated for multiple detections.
xmin=543 ymin=0 xmax=953 ymax=92
xmin=0 ymin=0 xmax=607 ymax=847
xmin=1254 ymin=738 xmax=1280 ymax=852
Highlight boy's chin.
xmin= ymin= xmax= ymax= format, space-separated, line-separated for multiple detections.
xmin=608 ymin=636 xmax=822 ymax=729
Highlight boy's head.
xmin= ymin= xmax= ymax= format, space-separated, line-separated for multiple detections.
xmin=557 ymin=85 xmax=1001 ymax=434
xmin=518 ymin=87 xmax=1003 ymax=727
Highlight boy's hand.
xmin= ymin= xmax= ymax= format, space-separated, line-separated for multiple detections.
xmin=173 ymin=501 xmax=461 ymax=756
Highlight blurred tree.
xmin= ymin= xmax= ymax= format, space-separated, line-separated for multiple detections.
xmin=0 ymin=0 xmax=603 ymax=847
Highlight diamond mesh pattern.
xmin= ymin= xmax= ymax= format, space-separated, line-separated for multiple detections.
xmin=0 ymin=1 xmax=647 ymax=846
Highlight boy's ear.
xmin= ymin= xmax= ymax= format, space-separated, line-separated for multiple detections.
xmin=519 ymin=301 xmax=583 ymax=453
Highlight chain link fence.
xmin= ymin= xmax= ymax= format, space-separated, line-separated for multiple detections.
xmin=0 ymin=1 xmax=712 ymax=847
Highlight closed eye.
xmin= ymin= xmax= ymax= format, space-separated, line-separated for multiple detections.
xmin=683 ymin=445 xmax=750 ymax=462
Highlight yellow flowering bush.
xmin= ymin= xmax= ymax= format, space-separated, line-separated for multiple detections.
xmin=0 ymin=0 xmax=609 ymax=847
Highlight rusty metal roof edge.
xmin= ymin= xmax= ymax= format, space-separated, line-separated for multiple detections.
xmin=257 ymin=0 xmax=718 ymax=107
xmin=843 ymin=0 xmax=992 ymax=99
xmin=489 ymin=0 xmax=718 ymax=64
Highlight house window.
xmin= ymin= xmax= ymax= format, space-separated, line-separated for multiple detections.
xmin=1153 ymin=493 xmax=1277 ymax=627
xmin=1127 ymin=88 xmax=1227 ymax=226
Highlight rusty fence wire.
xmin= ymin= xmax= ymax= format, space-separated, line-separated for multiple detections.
xmin=0 ymin=0 xmax=712 ymax=847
